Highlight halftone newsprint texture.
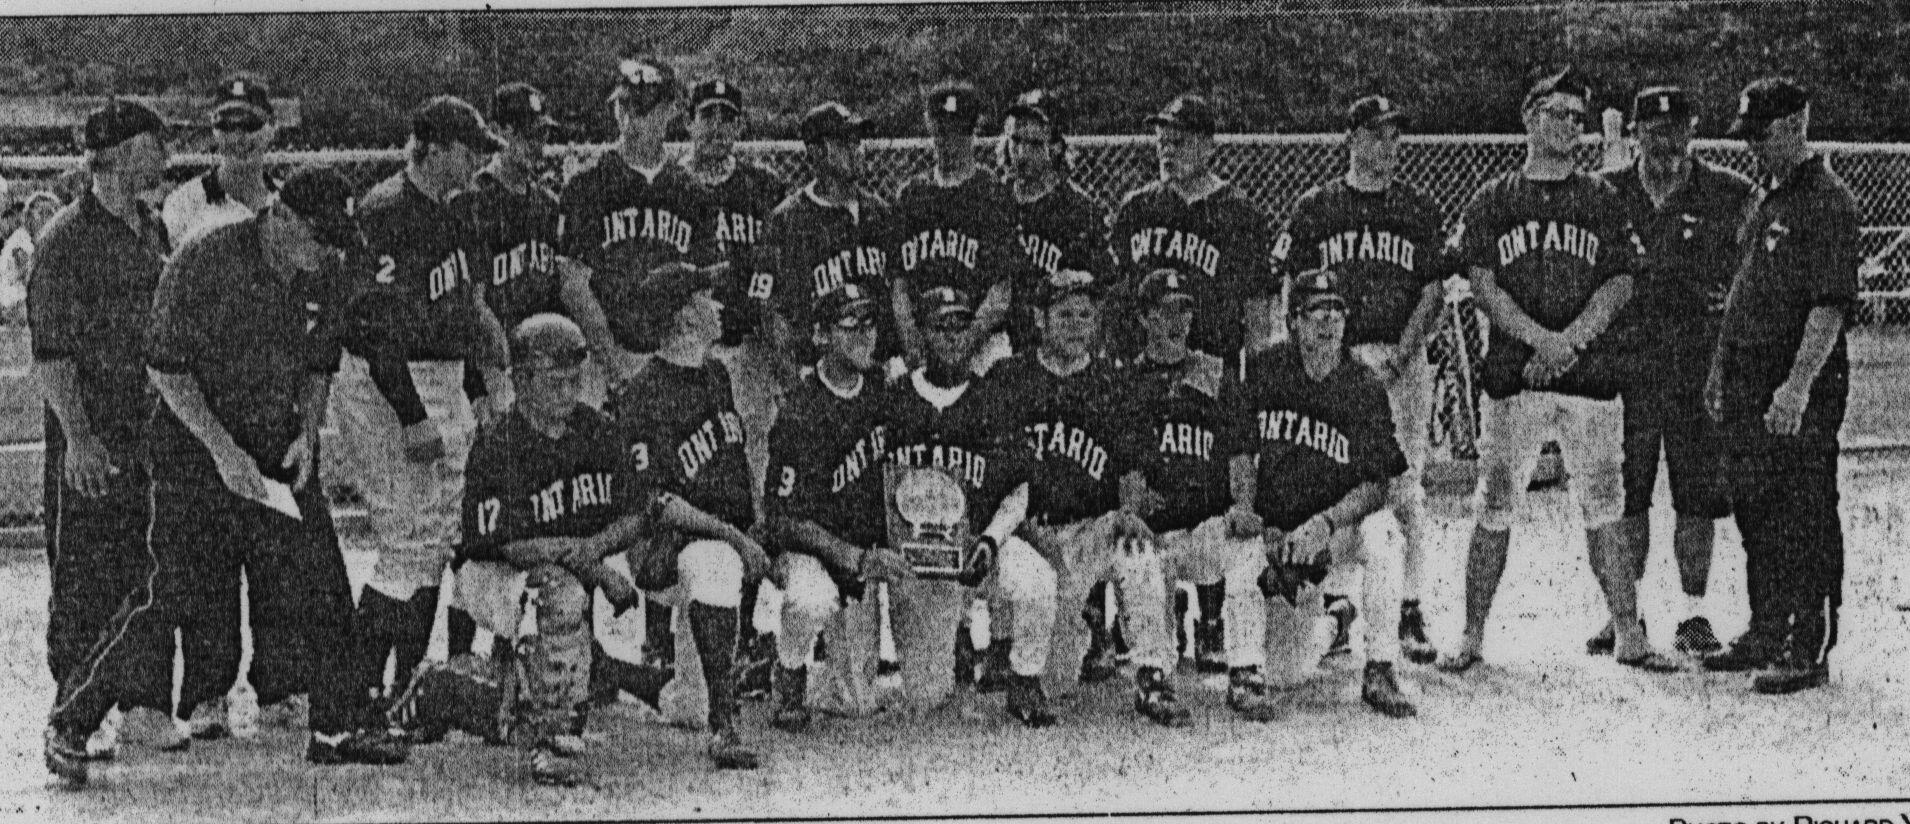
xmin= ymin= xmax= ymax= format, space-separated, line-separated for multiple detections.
xmin=1 ymin=3 xmax=1908 ymax=823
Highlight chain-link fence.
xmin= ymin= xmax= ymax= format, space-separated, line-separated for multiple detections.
xmin=0 ymin=134 xmax=1905 ymax=535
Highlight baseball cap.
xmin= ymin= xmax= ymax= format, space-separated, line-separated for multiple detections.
xmin=211 ymin=75 xmax=273 ymax=129
xmin=1727 ymin=78 xmax=1809 ymax=139
xmin=1146 ymin=94 xmax=1218 ymax=136
xmin=83 ymin=99 xmax=167 ymax=152
xmin=633 ymin=260 xmax=726 ymax=314
xmin=491 ymin=82 xmax=560 ymax=133
xmin=510 ymin=313 xmax=590 ymax=370
xmin=814 ymin=282 xmax=878 ymax=328
xmin=923 ymin=80 xmax=981 ymax=128
xmin=1631 ymin=86 xmax=1692 ymax=124
xmin=412 ymin=95 xmax=504 ymax=153
xmin=917 ymin=285 xmax=974 ymax=328
xmin=609 ymin=57 xmax=679 ymax=112
xmin=691 ymin=79 xmax=743 ymax=114
xmin=1289 ymin=268 xmax=1348 ymax=316
xmin=1522 ymin=67 xmax=1594 ymax=111
xmin=1037 ymin=269 xmax=1103 ymax=307
xmin=800 ymin=102 xmax=869 ymax=144
xmin=277 ymin=166 xmax=361 ymax=250
xmin=1346 ymin=95 xmax=1407 ymax=132
xmin=1137 ymin=268 xmax=1196 ymax=309
xmin=1006 ymin=89 xmax=1062 ymax=129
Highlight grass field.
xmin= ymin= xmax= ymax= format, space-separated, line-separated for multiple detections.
xmin=2 ymin=445 xmax=1907 ymax=822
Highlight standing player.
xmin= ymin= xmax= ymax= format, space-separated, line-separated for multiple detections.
xmin=998 ymin=89 xmax=1110 ymax=352
xmin=1591 ymin=86 xmax=1755 ymax=657
xmin=989 ymin=270 xmax=1187 ymax=726
xmin=1270 ymin=95 xmax=1448 ymax=665
xmin=764 ymin=285 xmax=916 ymax=730
xmin=1225 ymin=270 xmax=1417 ymax=717
xmin=881 ymin=287 xmax=1059 ymax=727
xmin=1433 ymin=70 xmax=1673 ymax=673
xmin=33 ymin=101 xmax=184 ymax=771
xmin=1110 ymin=93 xmax=1275 ymax=673
xmin=332 ymin=96 xmax=514 ymax=703
xmin=1704 ymin=78 xmax=1857 ymax=694
xmin=610 ymin=261 xmax=772 ymax=768
xmin=890 ymin=81 xmax=1023 ymax=372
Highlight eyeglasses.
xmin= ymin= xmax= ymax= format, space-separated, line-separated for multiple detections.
xmin=1297 ymin=301 xmax=1348 ymax=319
xmin=1537 ymin=105 xmax=1588 ymax=126
xmin=831 ymin=313 xmax=876 ymax=331
xmin=213 ymin=115 xmax=267 ymax=134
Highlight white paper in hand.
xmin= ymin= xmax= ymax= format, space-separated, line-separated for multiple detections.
xmin=259 ymin=479 xmax=302 ymax=521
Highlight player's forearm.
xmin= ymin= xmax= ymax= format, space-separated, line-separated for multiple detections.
xmin=1471 ymin=266 xmax=1552 ymax=346
xmin=1321 ymin=481 xmax=1386 ymax=533
xmin=298 ymin=373 xmax=330 ymax=442
xmin=471 ymin=290 xmax=511 ymax=371
xmin=1781 ymin=306 xmax=1845 ymax=394
xmin=148 ymin=368 xmax=245 ymax=460
xmin=1243 ymin=296 xmax=1277 ymax=351
xmin=982 ymin=483 xmax=1029 ymax=546
xmin=365 ymin=354 xmax=429 ymax=427
xmin=972 ymin=279 xmax=1013 ymax=336
xmin=656 ymin=492 xmax=752 ymax=547
xmin=33 ymin=360 xmax=96 ymax=442
xmin=1396 ymin=281 xmax=1446 ymax=354
xmin=774 ymin=515 xmax=865 ymax=577
xmin=1562 ymin=275 xmax=1634 ymax=349
xmin=1228 ymin=454 xmax=1257 ymax=511
xmin=892 ymin=280 xmax=923 ymax=364
xmin=557 ymin=256 xmax=625 ymax=360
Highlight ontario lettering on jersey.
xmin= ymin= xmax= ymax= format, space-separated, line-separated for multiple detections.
xmin=603 ymin=207 xmax=694 ymax=253
xmin=675 ymin=411 xmax=745 ymax=480
xmin=1020 ymin=232 xmax=1064 ymax=275
xmin=810 ymin=246 xmax=888 ymax=299
xmin=1319 ymin=227 xmax=1417 ymax=271
xmin=1157 ymin=422 xmax=1216 ymax=461
xmin=900 ymin=229 xmax=980 ymax=272
xmin=1496 ymin=220 xmax=1601 ymax=268
xmin=1126 ymin=228 xmax=1220 ymax=276
xmin=1256 ymin=409 xmax=1350 ymax=464
xmin=713 ymin=209 xmax=764 ymax=256
xmin=428 ymin=249 xmax=472 ymax=301
xmin=1029 ymin=420 xmax=1109 ymax=480
xmin=830 ymin=426 xmax=888 ymax=493
xmin=492 ymin=240 xmax=556 ymax=287
xmin=888 ymin=443 xmax=987 ymax=489
xmin=528 ymin=471 xmax=617 ymax=524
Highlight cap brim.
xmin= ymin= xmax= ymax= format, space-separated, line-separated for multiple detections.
xmin=695 ymin=99 xmax=743 ymax=114
xmin=1354 ymin=110 xmax=1407 ymax=131
xmin=212 ymin=100 xmax=272 ymax=120
xmin=1155 ymin=292 xmax=1195 ymax=307
xmin=1006 ymin=104 xmax=1051 ymax=123
xmin=1725 ymin=117 xmax=1770 ymax=139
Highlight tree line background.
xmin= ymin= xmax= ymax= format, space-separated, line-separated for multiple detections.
xmin=0 ymin=1 xmax=1904 ymax=151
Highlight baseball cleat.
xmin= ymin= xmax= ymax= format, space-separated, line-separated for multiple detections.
xmin=1702 ymin=632 xmax=1783 ymax=672
xmin=188 ymin=696 xmax=232 ymax=741
xmin=1398 ymin=601 xmax=1437 ymax=665
xmin=258 ymin=694 xmax=310 ymax=731
xmin=772 ymin=665 xmax=811 ymax=733
xmin=1616 ymin=650 xmax=1682 ymax=673
xmin=1132 ymin=668 xmax=1192 ymax=728
xmin=119 ymin=706 xmax=189 ymax=752
xmin=1321 ymin=596 xmax=1356 ymax=661
xmin=1584 ymin=620 xmax=1615 ymax=655
xmin=85 ymin=709 xmax=119 ymax=762
xmin=707 ymin=728 xmax=761 ymax=770
xmin=44 ymin=726 xmax=89 ymax=788
xmin=1005 ymin=674 xmax=1057 ymax=729
xmin=1752 ymin=660 xmax=1829 ymax=695
xmin=547 ymin=734 xmax=587 ymax=758
xmin=1225 ymin=667 xmax=1287 ymax=723
xmin=1192 ymin=619 xmax=1227 ymax=674
xmin=1433 ymin=648 xmax=1483 ymax=674
xmin=1360 ymin=661 xmax=1417 ymax=718
xmin=306 ymin=729 xmax=410 ymax=766
xmin=530 ymin=744 xmax=588 ymax=787
xmin=1674 ymin=617 xmax=1723 ymax=656
xmin=975 ymin=640 xmax=1013 ymax=694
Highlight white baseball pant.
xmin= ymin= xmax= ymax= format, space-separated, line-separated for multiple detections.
xmin=1349 ymin=342 xmax=1433 ymax=599
xmin=889 ymin=536 xmax=1054 ymax=711
xmin=1029 ymin=513 xmax=1173 ymax=698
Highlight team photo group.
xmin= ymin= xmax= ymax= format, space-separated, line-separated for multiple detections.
xmin=31 ymin=42 xmax=1858 ymax=795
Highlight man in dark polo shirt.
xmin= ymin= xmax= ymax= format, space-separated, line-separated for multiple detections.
xmin=1703 ymin=78 xmax=1858 ymax=695
xmin=45 ymin=169 xmax=410 ymax=787
xmin=30 ymin=100 xmax=183 ymax=770
xmin=1593 ymin=86 xmax=1756 ymax=659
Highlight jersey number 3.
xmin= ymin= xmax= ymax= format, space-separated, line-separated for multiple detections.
xmin=774 ymin=465 xmax=796 ymax=498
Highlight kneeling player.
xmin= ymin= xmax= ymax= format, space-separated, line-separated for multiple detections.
xmin=765 ymin=285 xmax=916 ymax=730
xmin=1224 ymin=271 xmax=1416 ymax=718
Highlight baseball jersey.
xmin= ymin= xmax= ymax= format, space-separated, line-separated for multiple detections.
xmin=989 ymin=353 xmax=1143 ymax=525
xmin=685 ymin=158 xmax=786 ymax=343
xmin=1598 ymin=159 xmax=1757 ymax=376
xmin=456 ymin=168 xmax=565 ymax=332
xmin=766 ymin=370 xmax=889 ymax=594
xmin=1228 ymin=342 xmax=1405 ymax=532
xmin=1109 ymin=180 xmax=1272 ymax=360
xmin=558 ymin=150 xmax=718 ymax=352
xmin=460 ymin=405 xmax=638 ymax=566
xmin=762 ymin=183 xmax=895 ymax=355
xmin=1124 ymin=350 xmax=1235 ymax=534
xmin=1453 ymin=171 xmax=1643 ymax=400
xmin=1008 ymin=181 xmax=1111 ymax=349
xmin=1272 ymin=178 xmax=1448 ymax=347
xmin=880 ymin=368 xmax=1033 ymax=531
xmin=161 ymin=168 xmax=277 ymax=246
xmin=610 ymin=358 xmax=754 ymax=530
xmin=891 ymin=171 xmax=1023 ymax=306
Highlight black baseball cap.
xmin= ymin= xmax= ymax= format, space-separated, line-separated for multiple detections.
xmin=633 ymin=260 xmax=726 ymax=314
xmin=917 ymin=285 xmax=974 ymax=328
xmin=1006 ymin=89 xmax=1062 ymax=129
xmin=800 ymin=102 xmax=868 ymax=144
xmin=1289 ymin=268 xmax=1348 ymax=316
xmin=1037 ymin=269 xmax=1104 ymax=307
xmin=1727 ymin=78 xmax=1809 ymax=139
xmin=608 ymin=57 xmax=679 ymax=113
xmin=923 ymin=80 xmax=981 ymax=128
xmin=278 ymin=167 xmax=361 ymax=250
xmin=1146 ymin=94 xmax=1218 ymax=136
xmin=814 ymin=282 xmax=878 ymax=328
xmin=491 ymin=82 xmax=560 ymax=133
xmin=1523 ymin=67 xmax=1594 ymax=111
xmin=510 ymin=313 xmax=590 ymax=370
xmin=412 ymin=96 xmax=504 ymax=153
xmin=1347 ymin=95 xmax=1407 ymax=132
xmin=211 ymin=74 xmax=273 ymax=128
xmin=1631 ymin=86 xmax=1692 ymax=124
xmin=1138 ymin=268 xmax=1195 ymax=309
xmin=691 ymin=79 xmax=743 ymax=114
xmin=83 ymin=99 xmax=167 ymax=151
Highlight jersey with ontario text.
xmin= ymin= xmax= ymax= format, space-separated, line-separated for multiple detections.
xmin=458 ymin=169 xmax=564 ymax=331
xmin=558 ymin=151 xmax=718 ymax=352
xmin=687 ymin=158 xmax=786 ymax=343
xmin=460 ymin=405 xmax=636 ymax=566
xmin=1125 ymin=351 xmax=1234 ymax=533
xmin=1109 ymin=180 xmax=1271 ymax=361
xmin=767 ymin=370 xmax=889 ymax=596
xmin=891 ymin=171 xmax=1023 ymax=306
xmin=1272 ymin=178 xmax=1448 ymax=346
xmin=1008 ymin=181 xmax=1110 ymax=349
xmin=880 ymin=368 xmax=1033 ymax=531
xmin=989 ymin=353 xmax=1142 ymax=526
xmin=610 ymin=358 xmax=754 ymax=530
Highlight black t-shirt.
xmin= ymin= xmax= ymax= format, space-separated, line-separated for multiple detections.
xmin=558 ymin=151 xmax=719 ymax=352
xmin=891 ymin=171 xmax=1023 ymax=305
xmin=880 ymin=368 xmax=1033 ymax=530
xmin=1272 ymin=178 xmax=1449 ymax=347
xmin=688 ymin=159 xmax=786 ymax=342
xmin=460 ymin=405 xmax=641 ymax=566
xmin=1109 ymin=180 xmax=1272 ymax=361
xmin=610 ymin=358 xmax=755 ymax=530
xmin=457 ymin=169 xmax=565 ymax=332
xmin=1008 ymin=181 xmax=1110 ymax=349
xmin=1227 ymin=343 xmax=1405 ymax=532
xmin=990 ymin=353 xmax=1144 ymax=525
xmin=1124 ymin=351 xmax=1235 ymax=533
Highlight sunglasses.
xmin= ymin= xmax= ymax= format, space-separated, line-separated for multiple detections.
xmin=831 ymin=312 xmax=876 ymax=331
xmin=1537 ymin=105 xmax=1588 ymax=126
xmin=213 ymin=114 xmax=267 ymax=134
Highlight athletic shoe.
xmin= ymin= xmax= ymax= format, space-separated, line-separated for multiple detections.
xmin=258 ymin=694 xmax=309 ymax=730
xmin=1584 ymin=620 xmax=1615 ymax=655
xmin=1321 ymin=596 xmax=1356 ymax=661
xmin=45 ymin=726 xmax=89 ymax=788
xmin=975 ymin=640 xmax=1013 ymax=694
xmin=306 ymin=729 xmax=409 ymax=765
xmin=707 ymin=727 xmax=760 ymax=770
xmin=1752 ymin=660 xmax=1830 ymax=695
xmin=85 ymin=708 xmax=119 ymax=762
xmin=1192 ymin=619 xmax=1227 ymax=674
xmin=1398 ymin=602 xmax=1437 ymax=665
xmin=771 ymin=664 xmax=811 ymax=734
xmin=546 ymin=734 xmax=587 ymax=758
xmin=530 ymin=744 xmax=588 ymax=787
xmin=188 ymin=696 xmax=232 ymax=741
xmin=1081 ymin=646 xmax=1122 ymax=684
xmin=119 ymin=706 xmax=189 ymax=752
xmin=1674 ymin=617 xmax=1724 ymax=656
xmin=1004 ymin=674 xmax=1057 ymax=729
xmin=1702 ymin=632 xmax=1782 ymax=672
xmin=1132 ymin=667 xmax=1191 ymax=728
xmin=876 ymin=659 xmax=901 ymax=677
xmin=1225 ymin=667 xmax=1286 ymax=723
xmin=1360 ymin=661 xmax=1417 ymax=718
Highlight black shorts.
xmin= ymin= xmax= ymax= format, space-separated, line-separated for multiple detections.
xmin=1621 ymin=375 xmax=1729 ymax=519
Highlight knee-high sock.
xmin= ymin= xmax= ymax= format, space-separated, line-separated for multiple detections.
xmin=393 ymin=586 xmax=439 ymax=689
xmin=687 ymin=601 xmax=740 ymax=731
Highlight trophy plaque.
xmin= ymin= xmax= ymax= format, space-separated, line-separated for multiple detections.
xmin=883 ymin=463 xmax=973 ymax=580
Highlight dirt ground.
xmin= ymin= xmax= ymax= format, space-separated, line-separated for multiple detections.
xmin=1 ymin=446 xmax=1906 ymax=823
